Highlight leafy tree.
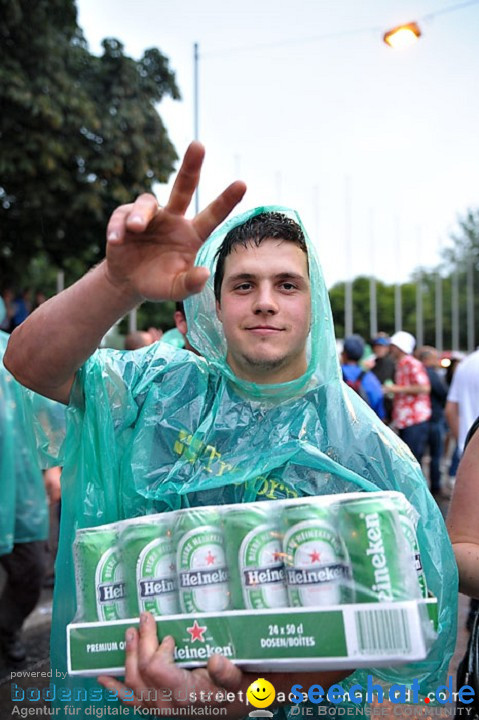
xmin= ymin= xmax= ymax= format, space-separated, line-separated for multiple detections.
xmin=0 ymin=0 xmax=179 ymax=290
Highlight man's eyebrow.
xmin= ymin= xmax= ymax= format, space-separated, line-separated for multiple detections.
xmin=226 ymin=272 xmax=306 ymax=283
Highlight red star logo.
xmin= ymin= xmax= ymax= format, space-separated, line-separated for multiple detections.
xmin=309 ymin=550 xmax=321 ymax=563
xmin=272 ymin=551 xmax=283 ymax=562
xmin=186 ymin=620 xmax=207 ymax=643
xmin=205 ymin=551 xmax=216 ymax=566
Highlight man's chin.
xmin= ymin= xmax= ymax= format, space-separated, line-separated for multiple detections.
xmin=241 ymin=353 xmax=287 ymax=372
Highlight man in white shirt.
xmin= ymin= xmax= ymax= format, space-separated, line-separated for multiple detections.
xmin=445 ymin=349 xmax=479 ymax=455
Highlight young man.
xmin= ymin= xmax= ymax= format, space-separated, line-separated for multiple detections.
xmin=5 ymin=143 xmax=455 ymax=718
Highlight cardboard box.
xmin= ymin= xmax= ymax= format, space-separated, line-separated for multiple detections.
xmin=67 ymin=597 xmax=437 ymax=676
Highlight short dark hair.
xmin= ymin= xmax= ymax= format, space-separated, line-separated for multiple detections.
xmin=213 ymin=212 xmax=307 ymax=303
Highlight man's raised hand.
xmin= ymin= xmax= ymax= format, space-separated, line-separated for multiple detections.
xmin=104 ymin=142 xmax=246 ymax=304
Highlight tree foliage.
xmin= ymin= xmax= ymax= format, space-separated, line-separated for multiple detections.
xmin=0 ymin=0 xmax=180 ymax=288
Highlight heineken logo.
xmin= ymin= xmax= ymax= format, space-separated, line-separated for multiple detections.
xmin=180 ymin=567 xmax=229 ymax=588
xmin=186 ymin=620 xmax=207 ymax=643
xmin=243 ymin=564 xmax=285 ymax=587
xmin=364 ymin=512 xmax=393 ymax=601
xmin=139 ymin=577 xmax=177 ymax=598
xmin=98 ymin=582 xmax=125 ymax=603
xmin=286 ymin=563 xmax=347 ymax=586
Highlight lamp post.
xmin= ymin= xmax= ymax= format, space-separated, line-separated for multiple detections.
xmin=193 ymin=42 xmax=200 ymax=214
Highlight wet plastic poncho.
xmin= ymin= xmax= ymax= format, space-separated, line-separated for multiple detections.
xmin=46 ymin=207 xmax=456 ymax=718
xmin=0 ymin=331 xmax=61 ymax=555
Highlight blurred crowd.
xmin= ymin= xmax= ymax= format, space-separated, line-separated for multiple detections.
xmin=340 ymin=330 xmax=466 ymax=501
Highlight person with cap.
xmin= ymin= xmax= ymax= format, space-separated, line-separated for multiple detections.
xmin=341 ymin=334 xmax=385 ymax=419
xmin=387 ymin=331 xmax=431 ymax=463
xmin=4 ymin=143 xmax=455 ymax=718
xmin=416 ymin=346 xmax=448 ymax=498
xmin=370 ymin=332 xmax=395 ymax=423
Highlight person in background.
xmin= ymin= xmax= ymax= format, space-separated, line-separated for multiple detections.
xmin=444 ymin=355 xmax=461 ymax=486
xmin=417 ymin=346 xmax=448 ymax=499
xmin=124 ymin=330 xmax=155 ymax=350
xmin=387 ymin=331 xmax=431 ymax=463
xmin=11 ymin=288 xmax=32 ymax=329
xmin=370 ymin=333 xmax=395 ymax=423
xmin=0 ymin=318 xmax=62 ymax=664
xmin=445 ymin=348 xmax=479 ymax=462
xmin=341 ymin=334 xmax=385 ymax=420
xmin=0 ymin=288 xmax=15 ymax=332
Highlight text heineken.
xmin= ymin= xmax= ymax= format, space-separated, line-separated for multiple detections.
xmin=180 ymin=567 xmax=229 ymax=587
xmin=364 ymin=512 xmax=393 ymax=601
xmin=98 ymin=582 xmax=126 ymax=603
xmin=140 ymin=578 xmax=177 ymax=598
xmin=243 ymin=564 xmax=285 ymax=587
xmin=286 ymin=563 xmax=347 ymax=586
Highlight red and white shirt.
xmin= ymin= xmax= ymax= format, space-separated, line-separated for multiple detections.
xmin=393 ymin=355 xmax=431 ymax=429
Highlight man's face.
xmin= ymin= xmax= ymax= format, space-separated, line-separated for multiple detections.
xmin=216 ymin=239 xmax=311 ymax=384
xmin=389 ymin=344 xmax=402 ymax=361
xmin=373 ymin=344 xmax=390 ymax=359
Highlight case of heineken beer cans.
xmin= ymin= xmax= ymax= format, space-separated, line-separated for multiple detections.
xmin=67 ymin=490 xmax=438 ymax=675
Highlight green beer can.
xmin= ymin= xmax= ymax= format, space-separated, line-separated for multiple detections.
xmin=281 ymin=502 xmax=350 ymax=607
xmin=73 ymin=524 xmax=126 ymax=622
xmin=339 ymin=493 xmax=420 ymax=603
xmin=223 ymin=507 xmax=288 ymax=610
xmin=119 ymin=515 xmax=179 ymax=618
xmin=174 ymin=508 xmax=230 ymax=613
xmin=390 ymin=493 xmax=428 ymax=598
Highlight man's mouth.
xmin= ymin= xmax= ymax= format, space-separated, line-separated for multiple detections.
xmin=246 ymin=326 xmax=283 ymax=334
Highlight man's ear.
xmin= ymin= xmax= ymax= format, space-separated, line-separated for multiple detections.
xmin=216 ymin=299 xmax=222 ymax=323
xmin=174 ymin=311 xmax=187 ymax=335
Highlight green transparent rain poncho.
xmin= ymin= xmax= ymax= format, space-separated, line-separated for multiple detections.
xmin=0 ymin=330 xmax=63 ymax=555
xmin=45 ymin=207 xmax=456 ymax=718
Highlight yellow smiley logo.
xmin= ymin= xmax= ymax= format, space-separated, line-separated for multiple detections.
xmin=246 ymin=678 xmax=276 ymax=708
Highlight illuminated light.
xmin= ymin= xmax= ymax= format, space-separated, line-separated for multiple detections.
xmin=383 ymin=22 xmax=422 ymax=49
xmin=441 ymin=358 xmax=451 ymax=368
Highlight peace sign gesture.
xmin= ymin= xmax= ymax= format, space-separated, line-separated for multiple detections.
xmin=105 ymin=142 xmax=247 ymax=304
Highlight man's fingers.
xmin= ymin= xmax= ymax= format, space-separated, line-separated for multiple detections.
xmin=107 ymin=194 xmax=159 ymax=244
xmin=171 ymin=267 xmax=210 ymax=299
xmin=207 ymin=654 xmax=244 ymax=692
xmin=193 ymin=181 xmax=247 ymax=241
xmin=97 ymin=675 xmax=141 ymax=707
xmin=123 ymin=627 xmax=144 ymax=690
xmin=167 ymin=141 xmax=205 ymax=216
xmin=136 ymin=612 xmax=163 ymax=674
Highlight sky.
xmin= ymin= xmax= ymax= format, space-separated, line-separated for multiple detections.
xmin=76 ymin=0 xmax=479 ymax=289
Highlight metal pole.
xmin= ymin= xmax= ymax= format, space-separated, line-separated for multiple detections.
xmin=56 ymin=270 xmax=65 ymax=294
xmin=467 ymin=261 xmax=475 ymax=352
xmin=369 ymin=210 xmax=377 ymax=338
xmin=435 ymin=271 xmax=443 ymax=352
xmin=193 ymin=42 xmax=200 ymax=214
xmin=344 ymin=177 xmax=353 ymax=336
xmin=415 ymin=228 xmax=423 ymax=347
xmin=416 ymin=273 xmax=423 ymax=347
xmin=452 ymin=269 xmax=459 ymax=351
xmin=394 ymin=219 xmax=401 ymax=332
xmin=128 ymin=309 xmax=137 ymax=333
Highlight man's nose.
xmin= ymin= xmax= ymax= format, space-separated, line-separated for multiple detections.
xmin=252 ymin=285 xmax=279 ymax=314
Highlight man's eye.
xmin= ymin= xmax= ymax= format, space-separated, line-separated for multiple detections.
xmin=281 ymin=282 xmax=296 ymax=290
xmin=235 ymin=283 xmax=252 ymax=291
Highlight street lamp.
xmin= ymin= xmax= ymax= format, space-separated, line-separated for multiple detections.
xmin=383 ymin=22 xmax=421 ymax=49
